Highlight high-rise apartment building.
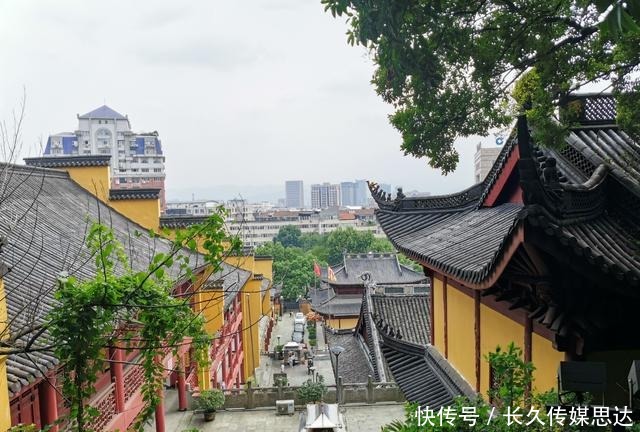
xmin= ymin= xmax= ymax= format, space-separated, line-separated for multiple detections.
xmin=311 ymin=183 xmax=341 ymax=208
xmin=285 ymin=180 xmax=304 ymax=208
xmin=341 ymin=179 xmax=369 ymax=206
xmin=43 ymin=105 xmax=167 ymax=208
xmin=474 ymin=142 xmax=501 ymax=183
xmin=340 ymin=181 xmax=356 ymax=206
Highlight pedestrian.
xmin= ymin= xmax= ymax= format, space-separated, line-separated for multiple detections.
xmin=281 ymin=363 xmax=285 ymax=373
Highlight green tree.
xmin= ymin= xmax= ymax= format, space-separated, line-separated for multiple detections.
xmin=275 ymin=225 xmax=302 ymax=248
xmin=47 ymin=209 xmax=236 ymax=431
xmin=256 ymin=242 xmax=320 ymax=300
xmin=323 ymin=0 xmax=640 ymax=173
xmin=325 ymin=228 xmax=376 ymax=264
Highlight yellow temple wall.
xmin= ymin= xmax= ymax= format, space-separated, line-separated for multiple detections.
xmin=531 ymin=333 xmax=564 ymax=393
xmin=479 ymin=304 xmax=524 ymax=396
xmin=108 ymin=198 xmax=160 ymax=232
xmin=446 ymin=286 xmax=476 ymax=387
xmin=65 ymin=165 xmax=110 ymax=202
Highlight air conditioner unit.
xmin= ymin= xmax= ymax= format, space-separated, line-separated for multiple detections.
xmin=276 ymin=399 xmax=295 ymax=415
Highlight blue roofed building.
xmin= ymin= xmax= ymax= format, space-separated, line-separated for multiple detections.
xmin=43 ymin=105 xmax=167 ymax=208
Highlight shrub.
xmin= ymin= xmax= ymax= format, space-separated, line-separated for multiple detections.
xmin=194 ymin=389 xmax=225 ymax=412
xmin=297 ymin=376 xmax=327 ymax=404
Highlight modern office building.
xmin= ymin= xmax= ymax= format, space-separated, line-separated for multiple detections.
xmin=285 ymin=180 xmax=304 ymax=208
xmin=474 ymin=142 xmax=501 ymax=183
xmin=311 ymin=183 xmax=341 ymax=208
xmin=43 ymin=105 xmax=167 ymax=208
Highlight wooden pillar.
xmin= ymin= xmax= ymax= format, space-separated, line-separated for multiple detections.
xmin=430 ymin=279 xmax=435 ymax=345
xmin=474 ymin=290 xmax=481 ymax=392
xmin=154 ymin=392 xmax=165 ymax=432
xmin=177 ymin=355 xmax=187 ymax=411
xmin=38 ymin=376 xmax=59 ymax=432
xmin=154 ymin=355 xmax=166 ymax=432
xmin=111 ymin=347 xmax=125 ymax=412
xmin=524 ymin=315 xmax=533 ymax=398
xmin=443 ymin=277 xmax=448 ymax=358
xmin=221 ymin=351 xmax=228 ymax=386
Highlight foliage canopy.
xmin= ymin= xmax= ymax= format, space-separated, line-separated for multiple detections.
xmin=47 ymin=208 xmax=236 ymax=431
xmin=258 ymin=227 xmax=414 ymax=300
xmin=323 ymin=0 xmax=640 ymax=173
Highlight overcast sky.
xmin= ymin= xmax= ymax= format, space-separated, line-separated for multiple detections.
xmin=0 ymin=0 xmax=500 ymax=201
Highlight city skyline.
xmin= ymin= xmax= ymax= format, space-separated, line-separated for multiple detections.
xmin=1 ymin=0 xmax=500 ymax=200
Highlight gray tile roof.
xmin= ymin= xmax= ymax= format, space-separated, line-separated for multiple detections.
xmin=381 ymin=336 xmax=475 ymax=409
xmin=313 ymin=294 xmax=362 ymax=317
xmin=329 ymin=253 xmax=428 ymax=286
xmin=159 ymin=215 xmax=210 ymax=229
xmin=308 ymin=286 xmax=334 ymax=305
xmin=0 ymin=164 xmax=246 ymax=395
xmin=109 ymin=188 xmax=161 ymax=200
xmin=370 ymin=294 xmax=430 ymax=346
xmin=24 ymin=155 xmax=111 ymax=168
xmin=79 ymin=105 xmax=127 ymax=120
xmin=371 ymin=95 xmax=640 ymax=287
xmin=376 ymin=204 xmax=523 ymax=285
xmin=324 ymin=330 xmax=374 ymax=384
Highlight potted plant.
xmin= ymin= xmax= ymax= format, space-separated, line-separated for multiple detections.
xmin=275 ymin=344 xmax=284 ymax=360
xmin=194 ymin=388 xmax=225 ymax=421
xmin=296 ymin=376 xmax=327 ymax=404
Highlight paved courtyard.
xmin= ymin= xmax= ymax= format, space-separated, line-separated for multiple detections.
xmin=254 ymin=313 xmax=335 ymax=387
xmin=146 ymin=392 xmax=405 ymax=432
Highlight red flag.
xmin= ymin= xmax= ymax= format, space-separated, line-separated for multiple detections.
xmin=313 ymin=262 xmax=321 ymax=277
xmin=327 ymin=266 xmax=337 ymax=282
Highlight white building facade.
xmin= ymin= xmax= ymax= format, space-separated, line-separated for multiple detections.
xmin=311 ymin=183 xmax=341 ymax=208
xmin=44 ymin=105 xmax=167 ymax=208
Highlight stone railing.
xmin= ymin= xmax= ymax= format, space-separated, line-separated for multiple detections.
xmin=222 ymin=375 xmax=404 ymax=409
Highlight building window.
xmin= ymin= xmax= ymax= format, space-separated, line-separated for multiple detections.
xmin=413 ymin=286 xmax=429 ymax=294
xmin=141 ymin=168 xmax=149 ymax=172
xmin=153 ymin=168 xmax=162 ymax=173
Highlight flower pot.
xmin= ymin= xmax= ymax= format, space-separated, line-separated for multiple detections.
xmin=203 ymin=410 xmax=216 ymax=422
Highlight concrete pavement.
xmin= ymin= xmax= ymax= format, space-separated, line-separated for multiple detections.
xmin=145 ymin=389 xmax=405 ymax=432
xmin=255 ymin=314 xmax=335 ymax=387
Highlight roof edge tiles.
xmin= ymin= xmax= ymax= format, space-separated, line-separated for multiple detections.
xmin=24 ymin=155 xmax=112 ymax=168
xmin=160 ymin=215 xmax=210 ymax=228
xmin=0 ymin=163 xmax=70 ymax=179
xmin=109 ymin=188 xmax=160 ymax=201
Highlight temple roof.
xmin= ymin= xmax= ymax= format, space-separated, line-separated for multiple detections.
xmin=326 ymin=253 xmax=428 ymax=286
xmin=313 ymin=294 xmax=362 ymax=317
xmin=371 ymin=94 xmax=640 ymax=288
xmin=327 ymin=289 xmax=474 ymax=405
xmin=370 ymin=294 xmax=430 ymax=346
xmin=0 ymin=164 xmax=248 ymax=395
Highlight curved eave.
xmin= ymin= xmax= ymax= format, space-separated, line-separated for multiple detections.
xmin=375 ymin=203 xmax=525 ymax=289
